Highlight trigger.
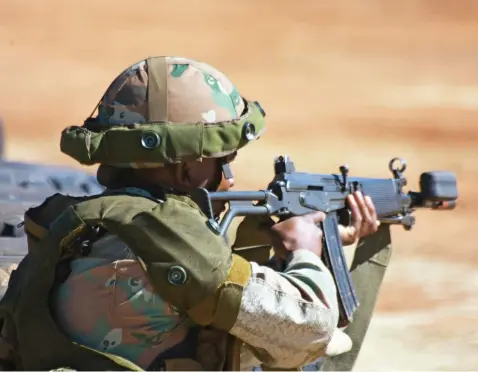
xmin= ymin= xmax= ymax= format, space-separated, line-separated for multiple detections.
xmin=338 ymin=209 xmax=352 ymax=226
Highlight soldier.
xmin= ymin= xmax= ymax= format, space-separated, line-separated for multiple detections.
xmin=0 ymin=56 xmax=379 ymax=371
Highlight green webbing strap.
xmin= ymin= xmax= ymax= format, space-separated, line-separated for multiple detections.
xmin=321 ymin=225 xmax=393 ymax=371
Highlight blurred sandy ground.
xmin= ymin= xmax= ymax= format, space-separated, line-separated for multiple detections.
xmin=1 ymin=0 xmax=478 ymax=369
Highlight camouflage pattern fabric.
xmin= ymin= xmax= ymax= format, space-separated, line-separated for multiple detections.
xmin=95 ymin=57 xmax=245 ymax=168
xmin=52 ymin=235 xmax=192 ymax=369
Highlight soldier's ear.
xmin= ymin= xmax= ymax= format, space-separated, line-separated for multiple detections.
xmin=167 ymin=162 xmax=189 ymax=184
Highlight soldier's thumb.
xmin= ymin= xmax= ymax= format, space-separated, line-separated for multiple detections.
xmin=306 ymin=211 xmax=327 ymax=224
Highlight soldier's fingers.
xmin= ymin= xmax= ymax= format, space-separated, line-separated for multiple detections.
xmin=346 ymin=194 xmax=362 ymax=240
xmin=364 ymin=195 xmax=380 ymax=233
xmin=338 ymin=224 xmax=357 ymax=246
xmin=353 ymin=191 xmax=374 ymax=236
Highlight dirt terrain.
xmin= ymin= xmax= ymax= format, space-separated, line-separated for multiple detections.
xmin=1 ymin=0 xmax=478 ymax=370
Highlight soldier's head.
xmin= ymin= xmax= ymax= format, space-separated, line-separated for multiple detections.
xmin=61 ymin=56 xmax=266 ymax=197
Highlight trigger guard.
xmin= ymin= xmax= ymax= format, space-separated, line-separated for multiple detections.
xmin=338 ymin=209 xmax=352 ymax=226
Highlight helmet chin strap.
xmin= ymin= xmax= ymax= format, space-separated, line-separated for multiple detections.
xmin=206 ymin=158 xmax=234 ymax=192
xmin=221 ymin=162 xmax=234 ymax=181
xmin=205 ymin=160 xmax=235 ymax=225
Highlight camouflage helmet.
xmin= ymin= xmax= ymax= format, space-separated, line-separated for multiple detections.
xmin=60 ymin=56 xmax=266 ymax=168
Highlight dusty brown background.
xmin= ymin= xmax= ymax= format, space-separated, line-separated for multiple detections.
xmin=1 ymin=0 xmax=478 ymax=369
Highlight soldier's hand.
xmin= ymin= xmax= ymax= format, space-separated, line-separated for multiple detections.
xmin=269 ymin=211 xmax=326 ymax=259
xmin=250 ymin=191 xmax=379 ymax=259
xmin=339 ymin=191 xmax=380 ymax=246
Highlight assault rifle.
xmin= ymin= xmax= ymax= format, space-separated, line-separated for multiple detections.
xmin=191 ymin=156 xmax=458 ymax=326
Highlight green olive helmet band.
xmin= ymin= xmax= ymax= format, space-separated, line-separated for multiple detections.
xmin=60 ymin=100 xmax=266 ymax=166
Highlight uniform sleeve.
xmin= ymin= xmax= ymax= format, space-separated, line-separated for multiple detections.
xmin=228 ymin=249 xmax=351 ymax=369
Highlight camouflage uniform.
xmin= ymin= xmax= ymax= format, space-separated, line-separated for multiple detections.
xmin=4 ymin=57 xmax=352 ymax=371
